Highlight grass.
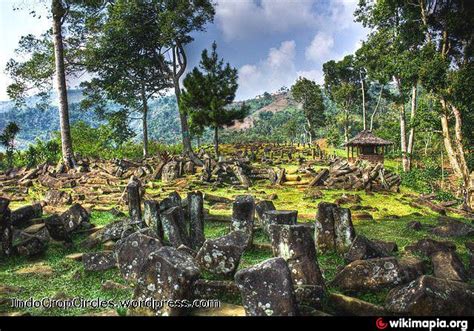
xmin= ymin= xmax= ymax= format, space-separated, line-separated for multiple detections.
xmin=1 ymin=152 xmax=473 ymax=316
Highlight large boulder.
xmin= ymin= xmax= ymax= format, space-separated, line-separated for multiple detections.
xmin=133 ymin=246 xmax=200 ymax=316
xmin=234 ymin=257 xmax=298 ymax=316
xmin=0 ymin=198 xmax=13 ymax=258
xmin=195 ymin=230 xmax=248 ymax=278
xmin=314 ymin=202 xmax=355 ymax=253
xmin=331 ymin=257 xmax=422 ymax=292
xmin=405 ymin=238 xmax=456 ymax=257
xmin=431 ymin=250 xmax=468 ymax=282
xmin=385 ymin=275 xmax=474 ymax=315
xmin=10 ymin=203 xmax=42 ymax=229
xmin=115 ymin=232 xmax=162 ymax=282
xmin=83 ymin=251 xmax=117 ymax=271
xmin=467 ymin=242 xmax=474 ymax=279
xmin=161 ymin=206 xmax=189 ymax=248
xmin=329 ymin=293 xmax=386 ymax=316
xmin=269 ymin=224 xmax=325 ymax=307
xmin=231 ymin=195 xmax=255 ymax=247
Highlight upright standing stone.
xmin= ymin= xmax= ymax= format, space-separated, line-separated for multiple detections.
xmin=0 ymin=198 xmax=13 ymax=258
xmin=269 ymin=224 xmax=325 ymax=307
xmin=133 ymin=247 xmax=200 ymax=316
xmin=234 ymin=257 xmax=298 ymax=316
xmin=143 ymin=200 xmax=163 ymax=241
xmin=127 ymin=180 xmax=142 ymax=226
xmin=333 ymin=207 xmax=356 ymax=253
xmin=161 ymin=206 xmax=189 ymax=247
xmin=231 ymin=195 xmax=255 ymax=247
xmin=160 ymin=191 xmax=182 ymax=212
xmin=314 ymin=202 xmax=337 ymax=251
xmin=187 ymin=191 xmax=205 ymax=250
xmin=314 ymin=202 xmax=355 ymax=253
xmin=262 ymin=210 xmax=297 ymax=235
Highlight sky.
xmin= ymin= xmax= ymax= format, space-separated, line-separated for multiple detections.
xmin=0 ymin=0 xmax=369 ymax=101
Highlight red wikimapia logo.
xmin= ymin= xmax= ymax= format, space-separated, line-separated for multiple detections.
xmin=376 ymin=317 xmax=388 ymax=330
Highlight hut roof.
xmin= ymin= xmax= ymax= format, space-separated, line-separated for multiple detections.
xmin=343 ymin=130 xmax=393 ymax=147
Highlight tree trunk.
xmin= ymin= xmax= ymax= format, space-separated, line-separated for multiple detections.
xmin=214 ymin=126 xmax=219 ymax=158
xmin=306 ymin=119 xmax=314 ymax=144
xmin=369 ymin=85 xmax=383 ymax=131
xmin=52 ymin=0 xmax=75 ymax=169
xmin=360 ymin=71 xmax=367 ymax=130
xmin=141 ymin=84 xmax=149 ymax=158
xmin=400 ymin=104 xmax=409 ymax=172
xmin=407 ymin=85 xmax=417 ymax=170
xmin=440 ymin=99 xmax=463 ymax=178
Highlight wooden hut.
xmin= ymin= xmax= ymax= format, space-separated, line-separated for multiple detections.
xmin=343 ymin=130 xmax=393 ymax=164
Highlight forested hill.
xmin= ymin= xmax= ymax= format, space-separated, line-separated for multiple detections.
xmin=0 ymin=89 xmax=294 ymax=150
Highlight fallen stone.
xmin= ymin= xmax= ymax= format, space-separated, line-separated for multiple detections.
xmin=60 ymin=203 xmax=89 ymax=233
xmin=431 ymin=217 xmax=474 ymax=238
xmin=405 ymin=238 xmax=456 ymax=257
xmin=161 ymin=161 xmax=180 ymax=183
xmin=65 ymin=253 xmax=84 ymax=261
xmin=195 ymin=230 xmax=248 ymax=278
xmin=385 ymin=275 xmax=474 ymax=315
xmin=351 ymin=211 xmax=374 ymax=221
xmin=22 ymin=223 xmax=46 ymax=234
xmin=13 ymin=233 xmax=47 ymax=257
xmin=83 ymin=251 xmax=117 ymax=271
xmin=191 ymin=303 xmax=245 ymax=317
xmin=177 ymin=244 xmax=197 ymax=258
xmin=15 ymin=263 xmax=53 ymax=277
xmin=331 ymin=257 xmax=421 ymax=292
xmin=262 ymin=210 xmax=297 ymax=235
xmin=335 ymin=194 xmax=362 ymax=205
xmin=133 ymin=246 xmax=200 ymax=316
xmin=407 ymin=221 xmax=422 ymax=231
xmin=44 ymin=215 xmax=71 ymax=242
xmin=0 ymin=285 xmax=22 ymax=296
xmin=234 ymin=257 xmax=298 ymax=316
xmin=44 ymin=190 xmax=72 ymax=206
xmin=255 ymin=200 xmax=276 ymax=222
xmin=101 ymin=220 xmax=126 ymax=242
xmin=10 ymin=203 xmax=42 ymax=229
xmin=127 ymin=179 xmax=142 ymax=226
xmin=344 ymin=235 xmax=391 ymax=262
xmin=115 ymin=232 xmax=162 ymax=282
xmin=192 ymin=279 xmax=240 ymax=300
xmin=431 ymin=250 xmax=468 ymax=282
xmin=329 ymin=292 xmax=386 ymax=316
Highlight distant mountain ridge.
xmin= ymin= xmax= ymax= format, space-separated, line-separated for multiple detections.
xmin=0 ymin=89 xmax=295 ymax=150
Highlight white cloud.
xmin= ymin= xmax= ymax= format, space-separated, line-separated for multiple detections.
xmin=237 ymin=40 xmax=298 ymax=100
xmin=296 ymin=69 xmax=324 ymax=84
xmin=305 ymin=32 xmax=335 ymax=62
xmin=215 ymin=0 xmax=319 ymax=40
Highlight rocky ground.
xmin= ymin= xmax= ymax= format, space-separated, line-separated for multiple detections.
xmin=0 ymin=144 xmax=473 ymax=316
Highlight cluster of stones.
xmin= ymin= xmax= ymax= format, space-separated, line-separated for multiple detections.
xmin=0 ymin=197 xmax=91 ymax=259
xmin=309 ymin=157 xmax=401 ymax=192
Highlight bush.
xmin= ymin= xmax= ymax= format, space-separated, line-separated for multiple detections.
xmin=400 ymin=167 xmax=443 ymax=194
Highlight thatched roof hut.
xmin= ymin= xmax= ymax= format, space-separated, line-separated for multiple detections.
xmin=343 ymin=130 xmax=393 ymax=164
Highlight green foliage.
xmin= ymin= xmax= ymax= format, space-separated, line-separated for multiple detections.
xmin=0 ymin=122 xmax=20 ymax=168
xmin=181 ymin=41 xmax=248 ymax=155
xmin=291 ymin=77 xmax=326 ymax=140
xmin=400 ymin=167 xmax=445 ymax=194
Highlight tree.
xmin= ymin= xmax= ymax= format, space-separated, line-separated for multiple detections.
xmin=160 ymin=0 xmax=215 ymax=164
xmin=323 ymin=55 xmax=361 ymax=144
xmin=0 ymin=122 xmax=20 ymax=168
xmin=181 ymin=42 xmax=248 ymax=157
xmin=5 ymin=0 xmax=106 ymax=169
xmin=291 ymin=77 xmax=326 ymax=144
xmin=81 ymin=0 xmax=172 ymax=158
xmin=355 ymin=0 xmax=426 ymax=172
